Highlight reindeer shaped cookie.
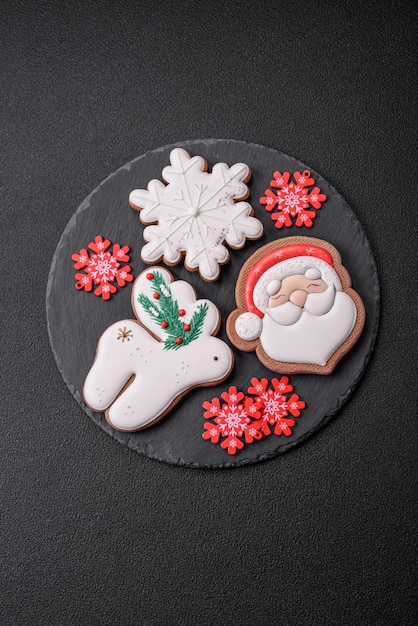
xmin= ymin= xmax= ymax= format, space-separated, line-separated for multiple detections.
xmin=83 ymin=267 xmax=234 ymax=431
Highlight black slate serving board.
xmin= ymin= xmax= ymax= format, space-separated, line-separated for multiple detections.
xmin=46 ymin=139 xmax=379 ymax=467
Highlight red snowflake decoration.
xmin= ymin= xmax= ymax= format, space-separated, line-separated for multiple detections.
xmin=71 ymin=235 xmax=134 ymax=300
xmin=248 ymin=377 xmax=305 ymax=437
xmin=260 ymin=170 xmax=327 ymax=229
xmin=202 ymin=386 xmax=263 ymax=455
xmin=202 ymin=378 xmax=306 ymax=456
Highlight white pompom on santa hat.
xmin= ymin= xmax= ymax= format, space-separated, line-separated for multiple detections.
xmin=235 ymin=243 xmax=343 ymax=341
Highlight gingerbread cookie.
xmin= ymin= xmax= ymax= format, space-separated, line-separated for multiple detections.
xmin=83 ymin=267 xmax=234 ymax=431
xmin=227 ymin=237 xmax=365 ymax=375
xmin=129 ymin=148 xmax=263 ymax=281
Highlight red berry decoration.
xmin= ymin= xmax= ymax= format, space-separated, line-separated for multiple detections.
xmin=146 ymin=272 xmax=154 ymax=280
xmin=138 ymin=271 xmax=210 ymax=351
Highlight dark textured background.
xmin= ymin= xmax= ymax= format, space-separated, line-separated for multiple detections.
xmin=1 ymin=1 xmax=417 ymax=624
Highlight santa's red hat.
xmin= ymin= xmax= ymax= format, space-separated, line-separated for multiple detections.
xmin=235 ymin=243 xmax=342 ymax=342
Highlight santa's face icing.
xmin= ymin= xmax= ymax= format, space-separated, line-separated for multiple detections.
xmin=261 ymin=267 xmax=355 ymax=365
xmin=228 ymin=239 xmax=365 ymax=374
xmin=266 ymin=269 xmax=335 ymax=326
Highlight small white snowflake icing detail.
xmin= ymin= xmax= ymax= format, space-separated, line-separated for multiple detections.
xmin=129 ymin=148 xmax=263 ymax=281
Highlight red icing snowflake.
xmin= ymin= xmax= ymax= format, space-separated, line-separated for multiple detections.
xmin=71 ymin=235 xmax=134 ymax=300
xmin=248 ymin=377 xmax=305 ymax=437
xmin=202 ymin=386 xmax=263 ymax=455
xmin=202 ymin=378 xmax=306 ymax=456
xmin=260 ymin=170 xmax=326 ymax=229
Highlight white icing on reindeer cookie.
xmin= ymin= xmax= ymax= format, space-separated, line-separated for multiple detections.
xmin=129 ymin=148 xmax=263 ymax=281
xmin=83 ymin=267 xmax=234 ymax=431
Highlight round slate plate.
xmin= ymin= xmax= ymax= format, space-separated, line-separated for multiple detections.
xmin=46 ymin=139 xmax=379 ymax=468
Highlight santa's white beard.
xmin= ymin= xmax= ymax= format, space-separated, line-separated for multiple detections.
xmin=304 ymin=284 xmax=336 ymax=316
xmin=267 ymin=300 xmax=303 ymax=326
xmin=261 ymin=291 xmax=357 ymax=366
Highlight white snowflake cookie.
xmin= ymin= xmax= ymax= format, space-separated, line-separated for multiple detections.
xmin=129 ymin=148 xmax=264 ymax=281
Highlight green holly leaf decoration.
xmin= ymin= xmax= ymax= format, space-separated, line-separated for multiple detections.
xmin=138 ymin=271 xmax=209 ymax=350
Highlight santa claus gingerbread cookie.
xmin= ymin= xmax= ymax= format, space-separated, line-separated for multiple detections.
xmin=227 ymin=237 xmax=365 ymax=374
xmin=84 ymin=267 xmax=234 ymax=431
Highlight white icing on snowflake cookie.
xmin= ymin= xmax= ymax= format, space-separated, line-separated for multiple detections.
xmin=129 ymin=148 xmax=264 ymax=281
xmin=83 ymin=267 xmax=234 ymax=432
